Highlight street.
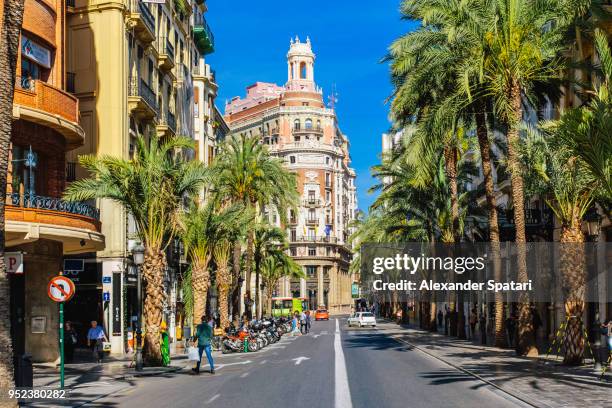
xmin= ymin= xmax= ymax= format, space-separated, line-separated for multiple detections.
xmin=80 ymin=317 xmax=527 ymax=408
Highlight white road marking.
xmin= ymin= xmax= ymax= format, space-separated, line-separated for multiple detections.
xmin=260 ymin=360 xmax=267 ymax=365
xmin=205 ymin=394 xmax=220 ymax=404
xmin=312 ymin=334 xmax=321 ymax=338
xmin=202 ymin=360 xmax=252 ymax=370
xmin=334 ymin=318 xmax=353 ymax=408
xmin=240 ymin=372 xmax=249 ymax=378
xmin=292 ymin=356 xmax=310 ymax=365
xmin=321 ymin=330 xmax=328 ymax=335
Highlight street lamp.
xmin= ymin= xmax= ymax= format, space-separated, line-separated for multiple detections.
xmin=132 ymin=243 xmax=145 ymax=371
xmin=583 ymin=208 xmax=602 ymax=241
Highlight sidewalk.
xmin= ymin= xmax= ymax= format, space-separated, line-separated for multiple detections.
xmin=27 ymin=350 xmax=198 ymax=407
xmin=377 ymin=320 xmax=611 ymax=408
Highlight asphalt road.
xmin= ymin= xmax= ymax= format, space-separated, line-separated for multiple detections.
xmin=83 ymin=318 xmax=529 ymax=408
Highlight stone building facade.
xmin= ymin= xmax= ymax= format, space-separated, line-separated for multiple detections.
xmin=7 ymin=0 xmax=105 ymax=364
xmin=225 ymin=37 xmax=358 ymax=314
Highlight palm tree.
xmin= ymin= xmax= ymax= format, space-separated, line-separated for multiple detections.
xmin=557 ymin=28 xmax=612 ymax=205
xmin=253 ymin=223 xmax=286 ymax=319
xmin=64 ymin=135 xmax=207 ymax=364
xmin=214 ymin=239 xmax=233 ymax=330
xmin=180 ymin=200 xmax=251 ymax=324
xmin=481 ymin=0 xmax=589 ymax=356
xmin=0 ymin=0 xmax=26 ymax=399
xmin=261 ymin=252 xmax=304 ymax=316
xmin=210 ymin=134 xmax=298 ymax=318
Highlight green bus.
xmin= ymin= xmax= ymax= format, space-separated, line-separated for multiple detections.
xmin=271 ymin=297 xmax=309 ymax=317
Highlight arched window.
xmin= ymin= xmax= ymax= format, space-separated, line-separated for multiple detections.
xmin=305 ymin=118 xmax=312 ymax=129
xmin=290 ymin=62 xmax=294 ymax=79
xmin=294 ymin=119 xmax=301 ymax=130
xmin=316 ymin=120 xmax=321 ymax=130
xmin=300 ymin=62 xmax=307 ymax=79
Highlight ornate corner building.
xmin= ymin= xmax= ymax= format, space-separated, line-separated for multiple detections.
xmin=225 ymin=37 xmax=358 ymax=314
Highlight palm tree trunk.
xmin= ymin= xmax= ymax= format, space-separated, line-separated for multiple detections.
xmin=443 ymin=144 xmax=460 ymax=242
xmin=217 ymin=268 xmax=231 ymax=331
xmin=191 ymin=261 xmax=210 ymax=323
xmin=561 ymin=212 xmax=586 ymax=365
xmin=506 ymin=83 xmax=536 ymax=356
xmin=254 ymin=254 xmax=261 ymax=320
xmin=474 ymin=108 xmax=505 ymax=347
xmin=231 ymin=242 xmax=241 ymax=325
xmin=142 ymin=248 xmax=167 ymax=365
xmin=0 ymin=0 xmax=25 ymax=399
xmin=245 ymin=229 xmax=254 ymax=319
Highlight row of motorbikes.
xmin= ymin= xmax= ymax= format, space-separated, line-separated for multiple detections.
xmin=215 ymin=317 xmax=293 ymax=354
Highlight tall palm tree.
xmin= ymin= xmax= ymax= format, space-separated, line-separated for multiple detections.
xmin=253 ymin=223 xmax=286 ymax=319
xmin=180 ymin=200 xmax=250 ymax=324
xmin=481 ymin=0 xmax=590 ymax=356
xmin=0 ymin=0 xmax=25 ymax=399
xmin=64 ymin=135 xmax=207 ymax=364
xmin=210 ymin=134 xmax=298 ymax=318
xmin=261 ymin=252 xmax=304 ymax=316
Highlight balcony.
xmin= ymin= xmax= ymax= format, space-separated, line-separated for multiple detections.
xmin=156 ymin=36 xmax=175 ymax=72
xmin=293 ymin=126 xmax=324 ymax=136
xmin=127 ymin=0 xmax=155 ymax=44
xmin=5 ymin=193 xmax=104 ymax=254
xmin=194 ymin=15 xmax=214 ymax=55
xmin=303 ymin=198 xmax=321 ymax=207
xmin=13 ymin=77 xmax=84 ymax=148
xmin=305 ymin=218 xmax=320 ymax=225
xmin=128 ymin=77 xmax=158 ymax=119
xmin=156 ymin=110 xmax=177 ymax=138
xmin=290 ymin=235 xmax=339 ymax=244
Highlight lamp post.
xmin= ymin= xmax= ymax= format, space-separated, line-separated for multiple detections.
xmin=132 ymin=244 xmax=145 ymax=371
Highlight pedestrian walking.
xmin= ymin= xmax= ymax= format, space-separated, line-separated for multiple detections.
xmin=479 ymin=313 xmax=487 ymax=345
xmin=437 ymin=310 xmax=443 ymax=329
xmin=469 ymin=307 xmax=478 ymax=340
xmin=86 ymin=320 xmax=107 ymax=363
xmin=506 ymin=309 xmax=517 ymax=348
xmin=64 ymin=321 xmax=77 ymax=363
xmin=161 ymin=321 xmax=170 ymax=367
xmin=601 ymin=319 xmax=612 ymax=354
xmin=291 ymin=311 xmax=301 ymax=336
xmin=305 ymin=310 xmax=312 ymax=333
xmin=193 ymin=315 xmax=215 ymax=374
xmin=300 ymin=310 xmax=307 ymax=334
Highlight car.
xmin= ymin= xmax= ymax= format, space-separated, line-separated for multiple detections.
xmin=315 ymin=309 xmax=329 ymax=320
xmin=347 ymin=312 xmax=377 ymax=328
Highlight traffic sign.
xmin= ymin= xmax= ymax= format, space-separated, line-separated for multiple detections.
xmin=103 ymin=292 xmax=110 ymax=302
xmin=102 ymin=276 xmax=111 ymax=284
xmin=47 ymin=276 xmax=76 ymax=303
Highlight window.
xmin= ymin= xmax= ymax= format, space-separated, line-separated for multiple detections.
xmin=294 ymin=119 xmax=301 ymax=130
xmin=307 ymin=228 xmax=315 ymax=239
xmin=290 ymin=156 xmax=296 ymax=164
xmin=308 ymin=247 xmax=316 ymax=257
xmin=326 ymin=247 xmax=331 ymax=256
xmin=308 ymin=208 xmax=316 ymax=222
xmin=20 ymin=59 xmax=41 ymax=90
xmin=290 ymin=228 xmax=297 ymax=241
xmin=316 ymin=120 xmax=321 ymax=130
xmin=305 ymin=118 xmax=312 ymax=129
xmin=325 ymin=173 xmax=331 ymax=188
xmin=308 ymin=190 xmax=315 ymax=202
xmin=294 ymin=135 xmax=300 ymax=142
xmin=306 ymin=265 xmax=317 ymax=275
xmin=10 ymin=145 xmax=43 ymax=196
xmin=326 ymin=191 xmax=331 ymax=202
xmin=300 ymin=62 xmax=307 ymax=79
xmin=290 ymin=247 xmax=297 ymax=257
xmin=326 ymin=157 xmax=330 ymax=165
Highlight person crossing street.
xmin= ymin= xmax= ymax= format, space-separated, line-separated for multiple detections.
xmin=192 ymin=315 xmax=215 ymax=375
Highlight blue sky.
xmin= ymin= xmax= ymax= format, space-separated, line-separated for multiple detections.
xmin=205 ymin=0 xmax=416 ymax=212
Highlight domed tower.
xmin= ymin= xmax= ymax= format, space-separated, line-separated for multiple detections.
xmin=286 ymin=36 xmax=316 ymax=92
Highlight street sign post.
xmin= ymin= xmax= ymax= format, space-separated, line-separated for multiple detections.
xmin=47 ymin=275 xmax=76 ymax=389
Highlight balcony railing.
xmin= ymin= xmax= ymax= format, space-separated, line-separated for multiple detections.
xmin=291 ymin=235 xmax=339 ymax=244
xmin=305 ymin=218 xmax=320 ymax=225
xmin=137 ymin=1 xmax=155 ymax=35
xmin=193 ymin=14 xmax=214 ymax=54
xmin=7 ymin=193 xmax=100 ymax=220
xmin=167 ymin=111 xmax=176 ymax=133
xmin=128 ymin=77 xmax=158 ymax=114
xmin=293 ymin=126 xmax=323 ymax=135
xmin=66 ymin=162 xmax=76 ymax=182
xmin=14 ymin=77 xmax=79 ymax=124
xmin=157 ymin=36 xmax=175 ymax=60
xmin=303 ymin=198 xmax=321 ymax=206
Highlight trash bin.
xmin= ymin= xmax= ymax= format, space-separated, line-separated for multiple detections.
xmin=15 ymin=354 xmax=33 ymax=388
